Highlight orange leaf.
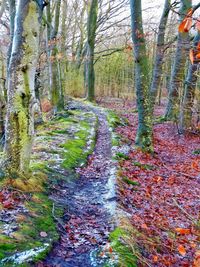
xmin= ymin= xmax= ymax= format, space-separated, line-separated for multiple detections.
xmin=153 ymin=255 xmax=158 ymax=262
xmin=193 ymin=250 xmax=200 ymax=267
xmin=196 ymin=53 xmax=200 ymax=59
xmin=179 ymin=8 xmax=193 ymax=33
xmin=190 ymin=49 xmax=194 ymax=64
xmin=109 ymin=247 xmax=113 ymax=253
xmin=141 ymin=223 xmax=148 ymax=230
xmin=184 ymin=17 xmax=193 ymax=32
xmin=178 ymin=245 xmax=186 ymax=256
xmin=191 ymin=161 xmax=199 ymax=169
xmin=175 ymin=228 xmax=191 ymax=235
xmin=187 ymin=8 xmax=193 ymax=17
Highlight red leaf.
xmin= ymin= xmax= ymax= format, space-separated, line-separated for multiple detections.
xmin=196 ymin=53 xmax=200 ymax=60
xmin=3 ymin=199 xmax=14 ymax=209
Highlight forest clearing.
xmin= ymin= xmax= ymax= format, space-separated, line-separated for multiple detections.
xmin=0 ymin=0 xmax=199 ymax=266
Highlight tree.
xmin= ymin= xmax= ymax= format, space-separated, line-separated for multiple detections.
xmin=130 ymin=0 xmax=153 ymax=152
xmin=50 ymin=0 xmax=63 ymax=112
xmin=165 ymin=0 xmax=192 ymax=120
xmin=150 ymin=0 xmax=171 ymax=108
xmin=4 ymin=0 xmax=43 ymax=174
xmin=180 ymin=4 xmax=200 ymax=131
xmin=85 ymin=0 xmax=98 ymax=101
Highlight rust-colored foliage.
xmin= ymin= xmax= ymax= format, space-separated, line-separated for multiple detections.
xmin=178 ymin=9 xmax=193 ymax=33
xmin=101 ymin=100 xmax=200 ymax=267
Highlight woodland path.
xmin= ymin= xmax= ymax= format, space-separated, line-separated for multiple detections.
xmin=40 ymin=102 xmax=117 ymax=267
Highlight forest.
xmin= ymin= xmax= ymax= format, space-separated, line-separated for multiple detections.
xmin=0 ymin=0 xmax=199 ymax=266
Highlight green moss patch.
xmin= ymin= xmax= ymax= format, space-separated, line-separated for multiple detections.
xmin=132 ymin=161 xmax=155 ymax=170
xmin=109 ymin=228 xmax=138 ymax=267
xmin=0 ymin=193 xmax=59 ymax=266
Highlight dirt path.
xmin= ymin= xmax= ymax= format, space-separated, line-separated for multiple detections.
xmin=40 ymin=103 xmax=117 ymax=267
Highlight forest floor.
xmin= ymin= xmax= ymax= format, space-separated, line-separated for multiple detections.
xmin=0 ymin=98 xmax=199 ymax=267
xmin=100 ymin=98 xmax=200 ymax=267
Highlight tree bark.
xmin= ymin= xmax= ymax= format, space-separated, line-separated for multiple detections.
xmin=130 ymin=0 xmax=153 ymax=152
xmin=150 ymin=0 xmax=171 ymax=108
xmin=85 ymin=0 xmax=98 ymax=102
xmin=4 ymin=0 xmax=42 ymax=174
xmin=180 ymin=31 xmax=200 ymax=131
xmin=50 ymin=0 xmax=62 ymax=112
xmin=165 ymin=0 xmax=192 ymax=120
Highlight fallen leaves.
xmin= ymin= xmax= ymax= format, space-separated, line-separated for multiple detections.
xmin=0 ymin=189 xmax=22 ymax=210
xmin=103 ymin=99 xmax=200 ymax=267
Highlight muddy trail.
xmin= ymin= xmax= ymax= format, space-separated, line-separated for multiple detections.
xmin=39 ymin=103 xmax=117 ymax=267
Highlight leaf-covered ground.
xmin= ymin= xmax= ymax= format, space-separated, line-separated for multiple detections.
xmin=100 ymin=98 xmax=200 ymax=267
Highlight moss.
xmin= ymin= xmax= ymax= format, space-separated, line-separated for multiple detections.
xmin=192 ymin=149 xmax=200 ymax=155
xmin=61 ymin=115 xmax=97 ymax=170
xmin=122 ymin=177 xmax=140 ymax=186
xmin=112 ymin=134 xmax=120 ymax=146
xmin=132 ymin=161 xmax=155 ymax=170
xmin=154 ymin=116 xmax=167 ymax=124
xmin=114 ymin=152 xmax=129 ymax=160
xmin=109 ymin=228 xmax=138 ymax=267
xmin=30 ymin=162 xmax=47 ymax=172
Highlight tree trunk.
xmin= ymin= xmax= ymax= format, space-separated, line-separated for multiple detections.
xmin=130 ymin=0 xmax=153 ymax=152
xmin=85 ymin=0 xmax=98 ymax=102
xmin=150 ymin=0 xmax=171 ymax=108
xmin=50 ymin=0 xmax=62 ymax=112
xmin=4 ymin=0 xmax=42 ymax=174
xmin=180 ymin=32 xmax=200 ymax=132
xmin=165 ymin=0 xmax=191 ymax=120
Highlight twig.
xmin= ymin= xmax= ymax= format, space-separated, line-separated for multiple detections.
xmin=52 ymin=203 xmax=67 ymax=234
xmin=172 ymin=198 xmax=197 ymax=224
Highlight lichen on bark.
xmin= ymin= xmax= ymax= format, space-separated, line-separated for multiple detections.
xmin=4 ymin=0 xmax=42 ymax=174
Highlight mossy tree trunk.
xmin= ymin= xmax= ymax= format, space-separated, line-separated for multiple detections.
xmin=0 ymin=55 xmax=6 ymax=137
xmin=165 ymin=0 xmax=191 ymax=120
xmin=50 ymin=0 xmax=63 ymax=112
xmin=60 ymin=0 xmax=68 ymax=96
xmin=4 ymin=0 xmax=43 ymax=174
xmin=7 ymin=0 xmax=16 ymax=70
xmin=130 ymin=0 xmax=153 ymax=152
xmin=85 ymin=0 xmax=98 ymax=102
xmin=180 ymin=31 xmax=200 ymax=131
xmin=150 ymin=0 xmax=171 ymax=108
